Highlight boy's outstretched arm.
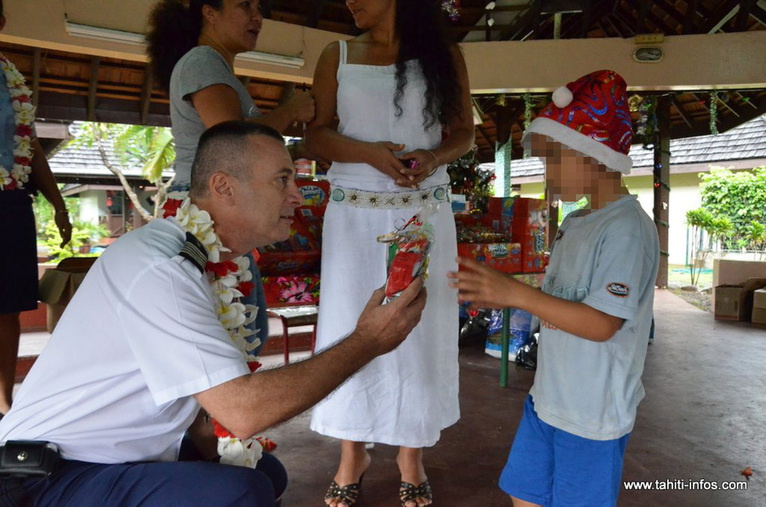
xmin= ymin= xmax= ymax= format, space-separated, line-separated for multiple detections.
xmin=447 ymin=257 xmax=623 ymax=342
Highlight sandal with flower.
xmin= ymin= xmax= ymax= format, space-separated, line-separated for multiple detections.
xmin=325 ymin=475 xmax=364 ymax=506
xmin=399 ymin=480 xmax=432 ymax=507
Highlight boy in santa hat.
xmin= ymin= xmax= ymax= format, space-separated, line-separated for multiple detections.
xmin=449 ymin=70 xmax=659 ymax=506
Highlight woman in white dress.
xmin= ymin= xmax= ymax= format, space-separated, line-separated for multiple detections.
xmin=306 ymin=1 xmax=474 ymax=505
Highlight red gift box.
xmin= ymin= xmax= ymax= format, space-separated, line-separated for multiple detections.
xmin=262 ymin=275 xmax=320 ymax=306
xmin=457 ymin=242 xmax=522 ymax=274
xmin=296 ymin=179 xmax=330 ymax=214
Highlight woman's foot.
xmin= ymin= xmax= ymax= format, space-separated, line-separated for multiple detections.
xmin=325 ymin=441 xmax=371 ymax=507
xmin=397 ymin=447 xmax=432 ymax=507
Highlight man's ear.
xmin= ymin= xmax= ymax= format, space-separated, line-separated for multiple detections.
xmin=208 ymin=172 xmax=236 ymax=205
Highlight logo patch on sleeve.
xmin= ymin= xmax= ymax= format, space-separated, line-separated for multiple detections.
xmin=606 ymin=283 xmax=630 ymax=297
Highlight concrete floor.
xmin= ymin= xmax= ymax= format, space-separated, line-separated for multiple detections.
xmin=262 ymin=290 xmax=766 ymax=506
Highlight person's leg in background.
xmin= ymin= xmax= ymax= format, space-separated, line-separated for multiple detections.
xmin=0 ymin=312 xmax=20 ymax=415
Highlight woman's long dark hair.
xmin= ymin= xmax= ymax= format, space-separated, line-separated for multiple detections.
xmin=395 ymin=0 xmax=463 ymax=128
xmin=146 ymin=0 xmax=223 ymax=92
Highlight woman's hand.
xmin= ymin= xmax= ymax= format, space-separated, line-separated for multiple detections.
xmin=54 ymin=210 xmax=72 ymax=247
xmin=364 ymin=141 xmax=407 ymax=181
xmin=283 ymin=90 xmax=316 ymax=123
xmin=395 ymin=149 xmax=440 ymax=188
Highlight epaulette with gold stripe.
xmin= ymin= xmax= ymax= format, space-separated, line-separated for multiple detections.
xmin=179 ymin=232 xmax=208 ymax=273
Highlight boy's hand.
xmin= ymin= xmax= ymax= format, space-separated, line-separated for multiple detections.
xmin=447 ymin=257 xmax=520 ymax=310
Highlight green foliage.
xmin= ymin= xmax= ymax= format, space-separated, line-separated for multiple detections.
xmin=685 ymin=208 xmax=732 ymax=286
xmin=447 ymin=147 xmax=495 ymax=213
xmin=113 ymin=125 xmax=176 ymax=183
xmin=33 ymin=191 xmax=80 ymax=242
xmin=699 ymin=166 xmax=766 ymax=248
xmin=42 ymin=219 xmax=109 ymax=263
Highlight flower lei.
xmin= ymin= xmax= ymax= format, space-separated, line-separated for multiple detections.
xmin=166 ymin=194 xmax=275 ymax=467
xmin=0 ymin=54 xmax=35 ymax=191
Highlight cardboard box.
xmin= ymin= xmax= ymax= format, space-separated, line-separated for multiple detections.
xmin=714 ymin=279 xmax=766 ymax=321
xmin=754 ymin=288 xmax=766 ymax=309
xmin=296 ymin=179 xmax=330 ymax=209
xmin=713 ymin=259 xmax=766 ymax=287
xmin=457 ymin=242 xmax=522 ymax=273
xmin=38 ymin=257 xmax=96 ymax=332
xmin=262 ymin=275 xmax=320 ymax=306
xmin=714 ymin=286 xmax=744 ymax=321
xmin=752 ymin=308 xmax=766 ymax=325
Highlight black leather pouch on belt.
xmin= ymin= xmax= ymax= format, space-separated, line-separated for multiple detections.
xmin=0 ymin=441 xmax=60 ymax=477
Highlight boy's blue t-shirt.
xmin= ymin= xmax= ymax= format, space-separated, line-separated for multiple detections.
xmin=529 ymin=194 xmax=659 ymax=441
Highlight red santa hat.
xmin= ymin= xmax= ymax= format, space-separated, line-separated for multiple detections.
xmin=522 ymin=70 xmax=633 ymax=174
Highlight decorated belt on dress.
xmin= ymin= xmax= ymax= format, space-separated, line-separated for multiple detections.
xmin=329 ymin=183 xmax=451 ymax=209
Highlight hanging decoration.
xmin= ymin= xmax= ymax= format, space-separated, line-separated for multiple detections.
xmin=523 ymin=93 xmax=533 ymax=131
xmin=636 ymin=96 xmax=658 ymax=149
xmin=709 ymin=91 xmax=719 ymax=136
xmin=447 ymin=146 xmax=495 ymax=213
xmin=441 ymin=0 xmax=460 ymax=22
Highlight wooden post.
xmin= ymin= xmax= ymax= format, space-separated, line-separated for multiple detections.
xmin=653 ymin=96 xmax=671 ymax=288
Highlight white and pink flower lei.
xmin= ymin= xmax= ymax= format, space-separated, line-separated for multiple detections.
xmin=166 ymin=194 xmax=272 ymax=467
xmin=0 ymin=54 xmax=35 ymax=191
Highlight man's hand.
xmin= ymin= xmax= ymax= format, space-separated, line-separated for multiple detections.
xmin=54 ymin=210 xmax=72 ymax=247
xmin=447 ymin=257 xmax=521 ymax=310
xmin=353 ymin=276 xmax=427 ymax=356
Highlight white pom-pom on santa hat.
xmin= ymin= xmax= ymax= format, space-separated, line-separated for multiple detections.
xmin=552 ymin=85 xmax=573 ymax=108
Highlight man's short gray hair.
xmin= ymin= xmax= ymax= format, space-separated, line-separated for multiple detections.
xmin=189 ymin=121 xmax=284 ymax=198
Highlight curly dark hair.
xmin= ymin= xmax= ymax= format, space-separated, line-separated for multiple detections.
xmin=394 ymin=0 xmax=463 ymax=129
xmin=146 ymin=0 xmax=223 ymax=92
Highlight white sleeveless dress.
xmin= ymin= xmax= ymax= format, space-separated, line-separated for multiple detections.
xmin=309 ymin=41 xmax=460 ymax=448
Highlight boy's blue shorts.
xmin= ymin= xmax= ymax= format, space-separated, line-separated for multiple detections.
xmin=499 ymin=395 xmax=630 ymax=506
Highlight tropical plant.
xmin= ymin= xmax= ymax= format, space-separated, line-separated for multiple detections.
xmin=70 ymin=123 xmax=176 ymax=221
xmin=686 ymin=208 xmax=733 ymax=286
xmin=699 ymin=166 xmax=766 ymax=250
xmin=43 ymin=219 xmax=109 ymax=263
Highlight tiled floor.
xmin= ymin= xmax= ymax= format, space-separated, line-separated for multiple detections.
xmin=14 ymin=290 xmax=766 ymax=506
xmin=263 ymin=290 xmax=766 ymax=506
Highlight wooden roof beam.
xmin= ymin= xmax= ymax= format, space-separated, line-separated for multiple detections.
xmin=717 ymin=95 xmax=766 ymax=134
xmin=682 ymin=0 xmax=701 ymax=34
xmin=139 ymin=64 xmax=152 ymax=125
xmin=670 ymin=95 xmax=694 ymax=130
xmin=752 ymin=4 xmax=766 ymax=26
xmin=87 ymin=56 xmax=100 ymax=122
xmin=32 ymin=47 xmax=41 ymax=102
xmin=704 ymin=0 xmax=741 ymax=33
xmin=735 ymin=0 xmax=758 ymax=31
xmin=306 ymin=0 xmax=327 ymax=29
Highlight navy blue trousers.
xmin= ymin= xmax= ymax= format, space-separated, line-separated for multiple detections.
xmin=6 ymin=448 xmax=286 ymax=506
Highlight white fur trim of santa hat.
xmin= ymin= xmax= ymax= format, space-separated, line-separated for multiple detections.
xmin=522 ymin=117 xmax=633 ymax=175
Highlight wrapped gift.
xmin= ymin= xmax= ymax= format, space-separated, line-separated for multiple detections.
xmin=262 ymin=275 xmax=320 ymax=306
xmin=378 ymin=206 xmax=436 ymax=302
xmin=457 ymin=242 xmax=522 ymax=274
xmin=511 ymin=197 xmax=548 ymax=273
